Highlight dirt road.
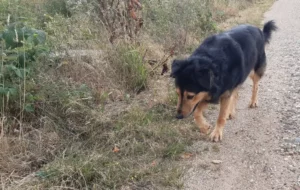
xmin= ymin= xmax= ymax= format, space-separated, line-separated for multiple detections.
xmin=184 ymin=0 xmax=300 ymax=189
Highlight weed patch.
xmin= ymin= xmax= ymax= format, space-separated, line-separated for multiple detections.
xmin=108 ymin=44 xmax=148 ymax=93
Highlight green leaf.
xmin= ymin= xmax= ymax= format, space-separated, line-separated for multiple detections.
xmin=5 ymin=64 xmax=29 ymax=79
xmin=0 ymin=22 xmax=46 ymax=49
xmin=24 ymin=103 xmax=34 ymax=112
xmin=8 ymin=88 xmax=17 ymax=96
xmin=3 ymin=54 xmax=19 ymax=61
xmin=6 ymin=65 xmax=22 ymax=78
xmin=14 ymin=68 xmax=23 ymax=78
xmin=0 ymin=86 xmax=9 ymax=95
xmin=22 ymin=27 xmax=46 ymax=45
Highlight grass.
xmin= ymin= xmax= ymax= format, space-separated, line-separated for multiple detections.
xmin=107 ymin=44 xmax=148 ymax=93
xmin=217 ymin=0 xmax=275 ymax=30
xmin=10 ymin=104 xmax=201 ymax=189
xmin=0 ymin=0 xmax=275 ymax=189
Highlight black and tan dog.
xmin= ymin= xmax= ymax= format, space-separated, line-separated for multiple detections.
xmin=171 ymin=21 xmax=277 ymax=142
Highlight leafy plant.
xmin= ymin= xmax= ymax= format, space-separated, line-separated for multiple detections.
xmin=0 ymin=22 xmax=47 ymax=114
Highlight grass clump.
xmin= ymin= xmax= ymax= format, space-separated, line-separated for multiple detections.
xmin=108 ymin=44 xmax=148 ymax=93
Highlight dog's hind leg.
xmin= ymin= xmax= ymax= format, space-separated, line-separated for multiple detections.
xmin=249 ymin=52 xmax=266 ymax=108
xmin=249 ymin=71 xmax=260 ymax=108
xmin=194 ymin=102 xmax=211 ymax=134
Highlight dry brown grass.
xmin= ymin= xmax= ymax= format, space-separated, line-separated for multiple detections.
xmin=217 ymin=0 xmax=275 ymax=30
xmin=0 ymin=124 xmax=61 ymax=188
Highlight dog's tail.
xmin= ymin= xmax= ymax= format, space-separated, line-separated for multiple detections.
xmin=263 ymin=20 xmax=277 ymax=44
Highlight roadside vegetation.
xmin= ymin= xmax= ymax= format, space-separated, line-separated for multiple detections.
xmin=0 ymin=0 xmax=274 ymax=189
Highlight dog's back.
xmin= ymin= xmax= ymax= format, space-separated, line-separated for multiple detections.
xmin=190 ymin=21 xmax=276 ymax=98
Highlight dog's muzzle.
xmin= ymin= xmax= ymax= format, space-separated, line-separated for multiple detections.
xmin=175 ymin=102 xmax=200 ymax=119
xmin=176 ymin=114 xmax=184 ymax=119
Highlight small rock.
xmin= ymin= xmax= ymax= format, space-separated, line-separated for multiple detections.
xmin=288 ymin=165 xmax=296 ymax=172
xmin=212 ymin=160 xmax=222 ymax=164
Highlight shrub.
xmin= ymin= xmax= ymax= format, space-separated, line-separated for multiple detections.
xmin=0 ymin=22 xmax=48 ymax=116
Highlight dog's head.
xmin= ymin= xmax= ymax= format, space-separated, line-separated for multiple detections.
xmin=170 ymin=57 xmax=215 ymax=119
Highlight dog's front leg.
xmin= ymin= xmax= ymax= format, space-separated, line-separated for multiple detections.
xmin=193 ymin=101 xmax=211 ymax=134
xmin=210 ymin=94 xmax=233 ymax=142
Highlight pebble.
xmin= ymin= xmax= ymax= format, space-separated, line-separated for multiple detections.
xmin=211 ymin=160 xmax=222 ymax=164
xmin=288 ymin=165 xmax=296 ymax=172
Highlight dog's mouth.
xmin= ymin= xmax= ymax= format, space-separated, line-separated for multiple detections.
xmin=188 ymin=102 xmax=200 ymax=117
xmin=176 ymin=102 xmax=200 ymax=119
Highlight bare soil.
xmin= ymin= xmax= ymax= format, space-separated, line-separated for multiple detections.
xmin=183 ymin=0 xmax=300 ymax=189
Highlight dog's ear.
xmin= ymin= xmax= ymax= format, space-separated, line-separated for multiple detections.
xmin=170 ymin=59 xmax=187 ymax=78
xmin=193 ymin=57 xmax=215 ymax=89
xmin=195 ymin=68 xmax=214 ymax=90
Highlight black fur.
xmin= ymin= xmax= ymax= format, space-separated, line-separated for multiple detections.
xmin=171 ymin=21 xmax=277 ymax=103
xmin=263 ymin=20 xmax=277 ymax=44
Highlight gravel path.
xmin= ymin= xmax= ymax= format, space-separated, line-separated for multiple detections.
xmin=184 ymin=0 xmax=300 ymax=189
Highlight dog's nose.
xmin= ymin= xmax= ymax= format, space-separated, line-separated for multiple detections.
xmin=176 ymin=114 xmax=184 ymax=119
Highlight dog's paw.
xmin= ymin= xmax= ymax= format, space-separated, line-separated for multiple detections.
xmin=210 ymin=128 xmax=223 ymax=142
xmin=199 ymin=124 xmax=211 ymax=134
xmin=249 ymin=102 xmax=258 ymax=108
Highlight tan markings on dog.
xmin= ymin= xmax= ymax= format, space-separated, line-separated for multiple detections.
xmin=193 ymin=101 xmax=211 ymax=134
xmin=179 ymin=91 xmax=209 ymax=117
xmin=210 ymin=88 xmax=238 ymax=142
xmin=176 ymin=88 xmax=181 ymax=111
xmin=249 ymin=70 xmax=261 ymax=108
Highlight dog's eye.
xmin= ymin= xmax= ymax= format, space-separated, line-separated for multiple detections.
xmin=187 ymin=95 xmax=194 ymax=100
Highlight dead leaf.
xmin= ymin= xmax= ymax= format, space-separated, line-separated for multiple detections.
xmin=130 ymin=10 xmax=138 ymax=20
xmin=151 ymin=160 xmax=157 ymax=166
xmin=161 ymin=64 xmax=169 ymax=75
xmin=113 ymin=146 xmax=120 ymax=153
xmin=181 ymin=152 xmax=193 ymax=159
